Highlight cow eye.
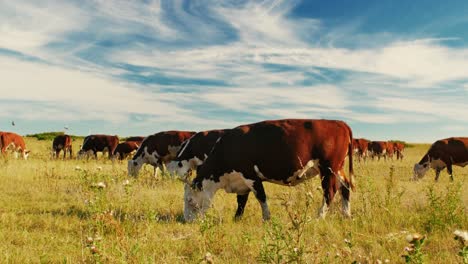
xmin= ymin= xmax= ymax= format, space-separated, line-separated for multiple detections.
xmin=423 ymin=164 xmax=428 ymax=168
xmin=178 ymin=161 xmax=183 ymax=168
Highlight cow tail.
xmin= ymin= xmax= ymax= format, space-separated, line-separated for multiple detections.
xmin=347 ymin=126 xmax=355 ymax=191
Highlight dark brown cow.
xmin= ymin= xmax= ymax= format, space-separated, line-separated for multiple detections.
xmin=353 ymin=138 xmax=370 ymax=161
xmin=167 ymin=129 xmax=227 ymax=176
xmin=183 ymin=119 xmax=354 ymax=222
xmin=128 ymin=130 xmax=196 ymax=177
xmin=0 ymin=132 xmax=30 ymax=159
xmin=113 ymin=141 xmax=140 ymax=160
xmin=368 ymin=141 xmax=387 ymax=160
xmin=77 ymin=134 xmax=119 ymax=159
xmin=413 ymin=137 xmax=468 ymax=181
xmin=393 ymin=142 xmax=405 ymax=160
xmin=52 ymin=134 xmax=73 ymax=159
xmin=125 ymin=136 xmax=145 ymax=143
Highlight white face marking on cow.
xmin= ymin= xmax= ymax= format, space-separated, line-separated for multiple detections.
xmin=77 ymin=149 xmax=94 ymax=159
xmin=286 ymin=159 xmax=320 ymax=185
xmin=413 ymin=162 xmax=431 ymax=180
xmin=167 ymin=157 xmax=204 ymax=177
xmin=183 ymin=179 xmax=219 ymax=222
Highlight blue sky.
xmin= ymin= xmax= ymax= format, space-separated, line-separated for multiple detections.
xmin=1 ymin=0 xmax=468 ymax=142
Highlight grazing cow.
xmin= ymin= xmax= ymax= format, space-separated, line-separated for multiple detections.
xmin=52 ymin=134 xmax=73 ymax=159
xmin=128 ymin=130 xmax=196 ymax=177
xmin=368 ymin=141 xmax=387 ymax=160
xmin=77 ymin=134 xmax=119 ymax=159
xmin=113 ymin=141 xmax=140 ymax=160
xmin=353 ymin=138 xmax=370 ymax=162
xmin=413 ymin=137 xmax=468 ymax=181
xmin=0 ymin=132 xmax=30 ymax=159
xmin=393 ymin=142 xmax=405 ymax=160
xmin=385 ymin=141 xmax=395 ymax=160
xmin=125 ymin=136 xmax=145 ymax=143
xmin=167 ymin=129 xmax=227 ymax=176
xmin=183 ymin=119 xmax=354 ymax=222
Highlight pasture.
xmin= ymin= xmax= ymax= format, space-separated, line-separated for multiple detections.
xmin=0 ymin=137 xmax=466 ymax=263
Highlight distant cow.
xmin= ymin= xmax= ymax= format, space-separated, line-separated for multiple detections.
xmin=113 ymin=141 xmax=140 ymax=160
xmin=52 ymin=134 xmax=73 ymax=159
xmin=125 ymin=136 xmax=145 ymax=143
xmin=167 ymin=129 xmax=227 ymax=176
xmin=413 ymin=137 xmax=468 ymax=181
xmin=393 ymin=142 xmax=405 ymax=160
xmin=385 ymin=141 xmax=395 ymax=160
xmin=353 ymin=138 xmax=370 ymax=162
xmin=77 ymin=134 xmax=119 ymax=159
xmin=0 ymin=132 xmax=30 ymax=159
xmin=368 ymin=141 xmax=387 ymax=160
xmin=183 ymin=119 xmax=354 ymax=222
xmin=128 ymin=130 xmax=196 ymax=177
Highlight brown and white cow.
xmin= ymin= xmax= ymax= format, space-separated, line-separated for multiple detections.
xmin=167 ymin=129 xmax=227 ymax=177
xmin=393 ymin=142 xmax=405 ymax=160
xmin=368 ymin=141 xmax=387 ymax=161
xmin=77 ymin=134 xmax=119 ymax=159
xmin=113 ymin=141 xmax=140 ymax=160
xmin=413 ymin=137 xmax=468 ymax=181
xmin=0 ymin=132 xmax=30 ymax=159
xmin=128 ymin=130 xmax=196 ymax=177
xmin=52 ymin=134 xmax=73 ymax=159
xmin=183 ymin=119 xmax=354 ymax=222
xmin=353 ymin=138 xmax=370 ymax=162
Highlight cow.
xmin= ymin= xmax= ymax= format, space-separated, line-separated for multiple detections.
xmin=393 ymin=142 xmax=405 ymax=160
xmin=0 ymin=132 xmax=30 ymax=159
xmin=167 ymin=129 xmax=227 ymax=177
xmin=113 ymin=141 xmax=140 ymax=160
xmin=52 ymin=134 xmax=73 ymax=159
xmin=182 ymin=119 xmax=354 ymax=222
xmin=128 ymin=130 xmax=196 ymax=177
xmin=368 ymin=141 xmax=387 ymax=161
xmin=125 ymin=136 xmax=145 ymax=143
xmin=353 ymin=138 xmax=370 ymax=162
xmin=385 ymin=141 xmax=395 ymax=160
xmin=413 ymin=137 xmax=468 ymax=181
xmin=77 ymin=134 xmax=119 ymax=159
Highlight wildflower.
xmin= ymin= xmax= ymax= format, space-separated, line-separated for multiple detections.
xmin=204 ymin=252 xmax=214 ymax=264
xmin=90 ymin=245 xmax=99 ymax=254
xmin=406 ymin=233 xmax=424 ymax=243
xmin=75 ymin=166 xmax=82 ymax=171
xmin=96 ymin=166 xmax=103 ymax=171
xmin=92 ymin=182 xmax=106 ymax=189
xmin=123 ymin=179 xmax=130 ymax=186
xmin=86 ymin=237 xmax=94 ymax=244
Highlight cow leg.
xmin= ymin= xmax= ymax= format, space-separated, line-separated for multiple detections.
xmin=252 ymin=181 xmax=270 ymax=221
xmin=447 ymin=164 xmax=454 ymax=181
xmin=319 ymin=168 xmax=339 ymax=218
xmin=435 ymin=169 xmax=441 ymax=181
xmin=234 ymin=193 xmax=250 ymax=220
xmin=338 ymin=168 xmax=351 ymax=217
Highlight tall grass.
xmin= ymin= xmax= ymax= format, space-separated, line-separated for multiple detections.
xmin=0 ymin=139 xmax=466 ymax=263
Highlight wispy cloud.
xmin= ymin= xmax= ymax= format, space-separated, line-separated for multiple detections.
xmin=1 ymin=0 xmax=468 ymax=141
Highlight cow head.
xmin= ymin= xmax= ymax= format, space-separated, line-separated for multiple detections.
xmin=23 ymin=150 xmax=30 ymax=160
xmin=167 ymin=157 xmax=203 ymax=177
xmin=183 ymin=178 xmax=217 ymax=222
xmin=413 ymin=162 xmax=430 ymax=180
xmin=127 ymin=159 xmax=143 ymax=177
xmin=77 ymin=149 xmax=93 ymax=160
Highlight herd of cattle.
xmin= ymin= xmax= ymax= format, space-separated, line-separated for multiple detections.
xmin=1 ymin=119 xmax=467 ymax=221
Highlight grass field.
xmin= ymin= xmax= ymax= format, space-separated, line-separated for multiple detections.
xmin=0 ymin=138 xmax=466 ymax=263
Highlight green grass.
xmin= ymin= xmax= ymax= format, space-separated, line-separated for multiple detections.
xmin=0 ymin=138 xmax=466 ymax=263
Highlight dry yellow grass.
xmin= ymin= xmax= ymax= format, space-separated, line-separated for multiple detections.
xmin=0 ymin=138 xmax=466 ymax=263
